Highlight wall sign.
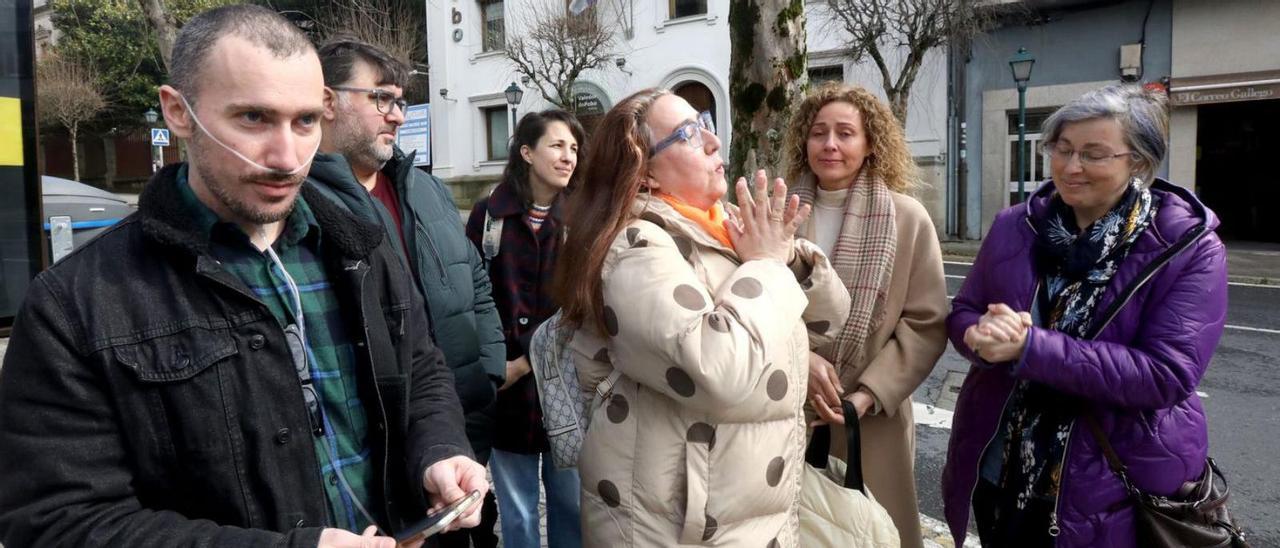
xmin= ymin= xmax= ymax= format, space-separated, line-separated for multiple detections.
xmin=1169 ymin=70 xmax=1280 ymax=106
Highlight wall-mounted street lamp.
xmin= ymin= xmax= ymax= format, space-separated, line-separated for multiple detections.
xmin=504 ymin=81 xmax=524 ymax=130
xmin=1009 ymin=47 xmax=1036 ymax=203
xmin=143 ymin=108 xmax=161 ymax=173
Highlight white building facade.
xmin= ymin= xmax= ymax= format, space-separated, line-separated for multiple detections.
xmin=425 ymin=0 xmax=950 ymax=233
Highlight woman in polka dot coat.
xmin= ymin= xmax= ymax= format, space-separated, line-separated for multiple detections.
xmin=553 ymin=89 xmax=852 ymax=547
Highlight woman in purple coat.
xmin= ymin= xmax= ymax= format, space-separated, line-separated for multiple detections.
xmin=942 ymin=84 xmax=1228 ymax=547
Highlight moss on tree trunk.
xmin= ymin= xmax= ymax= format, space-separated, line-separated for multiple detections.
xmin=728 ymin=0 xmax=807 ymax=191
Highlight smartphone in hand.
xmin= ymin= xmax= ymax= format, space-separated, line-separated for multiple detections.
xmin=394 ymin=490 xmax=483 ymax=546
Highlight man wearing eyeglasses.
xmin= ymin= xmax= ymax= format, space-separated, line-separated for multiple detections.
xmin=0 ymin=6 xmax=485 ymax=548
xmin=308 ymin=39 xmax=507 ymax=547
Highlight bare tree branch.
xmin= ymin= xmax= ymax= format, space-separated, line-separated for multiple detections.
xmin=824 ymin=0 xmax=1006 ymax=124
xmin=506 ymin=3 xmax=618 ymax=112
xmin=316 ymin=0 xmax=426 ymax=70
xmin=38 ymin=53 xmax=109 ymax=181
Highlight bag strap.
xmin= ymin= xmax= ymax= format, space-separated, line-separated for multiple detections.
xmin=803 ymin=401 xmax=866 ymax=493
xmin=1082 ymin=415 xmax=1139 ymax=496
xmin=595 ymin=369 xmax=623 ymax=402
xmin=528 ymin=314 xmax=558 ymax=400
xmin=481 ymin=187 xmax=503 ymax=261
xmin=841 ymin=400 xmax=865 ymax=492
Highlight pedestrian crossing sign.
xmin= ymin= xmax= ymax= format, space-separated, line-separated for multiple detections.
xmin=151 ymin=128 xmax=170 ymax=147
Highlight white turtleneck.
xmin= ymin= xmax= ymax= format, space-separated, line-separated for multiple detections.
xmin=811 ymin=186 xmax=849 ymax=256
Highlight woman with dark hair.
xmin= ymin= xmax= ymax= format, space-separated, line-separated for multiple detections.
xmin=465 ymin=109 xmax=585 ymax=548
xmin=781 ymin=83 xmax=949 ymax=548
xmin=942 ymin=85 xmax=1228 ymax=546
xmin=555 ymin=88 xmax=850 ymax=546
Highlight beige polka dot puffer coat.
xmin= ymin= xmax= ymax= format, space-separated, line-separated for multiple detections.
xmin=569 ymin=196 xmax=852 ymax=547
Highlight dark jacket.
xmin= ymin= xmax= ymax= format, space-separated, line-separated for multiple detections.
xmin=465 ymin=182 xmax=563 ymax=454
xmin=942 ymin=179 xmax=1228 ymax=547
xmin=0 ymin=164 xmax=472 ymax=547
xmin=308 ymin=151 xmax=506 ymax=423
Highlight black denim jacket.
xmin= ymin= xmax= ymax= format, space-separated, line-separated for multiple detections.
xmin=0 ymin=164 xmax=472 ymax=547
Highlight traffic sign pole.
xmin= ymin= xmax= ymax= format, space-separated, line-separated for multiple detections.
xmin=150 ymin=128 xmax=170 ymax=172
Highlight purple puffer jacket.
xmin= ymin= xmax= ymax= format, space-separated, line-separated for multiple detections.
xmin=942 ymin=179 xmax=1228 ymax=547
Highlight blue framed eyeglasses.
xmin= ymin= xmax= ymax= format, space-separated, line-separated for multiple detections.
xmin=649 ymin=111 xmax=715 ymax=157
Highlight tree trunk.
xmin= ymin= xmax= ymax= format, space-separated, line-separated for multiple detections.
xmin=70 ymin=122 xmax=80 ymax=182
xmin=888 ymin=88 xmax=909 ymax=125
xmin=727 ymin=0 xmax=807 ymax=189
xmin=138 ymin=0 xmax=178 ymax=70
xmin=37 ymin=135 xmax=46 ymax=175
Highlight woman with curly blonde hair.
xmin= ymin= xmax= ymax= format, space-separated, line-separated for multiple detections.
xmin=785 ymin=83 xmax=949 ymax=548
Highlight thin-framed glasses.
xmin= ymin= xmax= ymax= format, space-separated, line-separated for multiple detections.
xmin=1043 ymin=141 xmax=1134 ymax=167
xmin=330 ymin=86 xmax=408 ymax=115
xmin=649 ymin=111 xmax=715 ymax=157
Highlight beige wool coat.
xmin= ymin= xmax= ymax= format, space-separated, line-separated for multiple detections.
xmin=569 ymin=196 xmax=851 ymax=547
xmin=803 ymin=191 xmax=949 ymax=548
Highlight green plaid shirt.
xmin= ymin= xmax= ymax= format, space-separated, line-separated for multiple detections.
xmin=176 ymin=166 xmax=376 ymax=532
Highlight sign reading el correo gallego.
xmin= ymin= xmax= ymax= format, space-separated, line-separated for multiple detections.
xmin=1169 ymin=70 xmax=1280 ymax=106
xmin=1172 ymin=84 xmax=1279 ymax=106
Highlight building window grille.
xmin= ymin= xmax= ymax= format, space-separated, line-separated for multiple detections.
xmin=808 ymin=65 xmax=844 ymax=86
xmin=481 ymin=0 xmax=505 ymax=52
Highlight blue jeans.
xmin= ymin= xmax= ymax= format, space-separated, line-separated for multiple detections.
xmin=489 ymin=448 xmax=582 ymax=548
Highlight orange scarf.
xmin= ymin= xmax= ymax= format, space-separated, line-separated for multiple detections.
xmin=656 ymin=193 xmax=734 ymax=249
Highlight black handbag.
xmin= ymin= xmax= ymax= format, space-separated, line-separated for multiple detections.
xmin=1083 ymin=416 xmax=1249 ymax=547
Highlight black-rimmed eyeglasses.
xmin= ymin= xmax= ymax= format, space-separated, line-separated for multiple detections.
xmin=331 ymin=86 xmax=408 ymax=115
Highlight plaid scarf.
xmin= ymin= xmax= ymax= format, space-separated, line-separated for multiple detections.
xmin=792 ymin=171 xmax=897 ymax=373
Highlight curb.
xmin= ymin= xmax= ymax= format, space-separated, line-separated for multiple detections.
xmin=921 ymin=513 xmax=979 ymax=548
xmin=940 ymin=251 xmax=1279 ymax=287
xmin=1228 ymin=276 xmax=1277 ymax=287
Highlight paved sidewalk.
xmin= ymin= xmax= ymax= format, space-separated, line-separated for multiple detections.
xmin=942 ymin=239 xmax=1280 ymax=286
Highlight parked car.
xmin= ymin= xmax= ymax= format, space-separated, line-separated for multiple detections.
xmin=41 ymin=176 xmax=135 ymax=261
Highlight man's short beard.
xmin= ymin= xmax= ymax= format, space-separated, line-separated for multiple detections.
xmin=333 ymin=107 xmax=393 ymax=172
xmin=190 ymin=134 xmax=303 ymax=225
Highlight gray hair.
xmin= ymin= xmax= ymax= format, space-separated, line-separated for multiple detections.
xmin=170 ymin=4 xmax=315 ymax=105
xmin=1041 ymin=84 xmax=1169 ymax=183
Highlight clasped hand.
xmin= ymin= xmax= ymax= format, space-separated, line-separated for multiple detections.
xmin=963 ymin=303 xmax=1033 ymax=363
xmin=805 ymin=352 xmax=874 ymax=426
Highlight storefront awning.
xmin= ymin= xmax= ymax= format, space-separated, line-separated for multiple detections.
xmin=1169 ymin=69 xmax=1280 ymax=106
